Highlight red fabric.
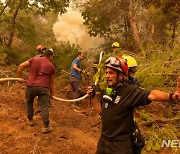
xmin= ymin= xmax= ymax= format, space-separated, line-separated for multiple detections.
xmin=27 ymin=57 xmax=55 ymax=88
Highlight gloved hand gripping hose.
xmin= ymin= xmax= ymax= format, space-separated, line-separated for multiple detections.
xmin=90 ymin=85 xmax=96 ymax=97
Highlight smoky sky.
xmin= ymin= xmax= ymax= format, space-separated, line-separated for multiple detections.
xmin=53 ymin=9 xmax=104 ymax=51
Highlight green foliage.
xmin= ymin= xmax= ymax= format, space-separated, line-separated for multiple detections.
xmin=0 ymin=45 xmax=32 ymax=65
xmin=0 ymin=0 xmax=70 ymax=48
xmin=28 ymin=0 xmax=70 ymax=15
xmin=15 ymin=13 xmax=37 ymax=41
xmin=144 ymin=125 xmax=179 ymax=153
xmin=139 ymin=110 xmax=153 ymax=126
xmin=136 ymin=43 xmax=180 ymax=88
xmin=138 ymin=107 xmax=180 ymax=154
xmin=53 ymin=42 xmax=81 ymax=75
xmin=81 ymin=0 xmax=128 ymax=37
xmin=0 ymin=46 xmax=8 ymax=65
xmin=93 ymin=63 xmax=107 ymax=90
xmin=90 ymin=41 xmax=179 ymax=92
xmin=56 ymin=71 xmax=70 ymax=85
xmin=4 ymin=0 xmax=70 ymax=15
xmin=0 ymin=9 xmax=62 ymax=65
xmin=81 ymin=0 xmax=134 ymax=51
xmin=80 ymin=0 xmax=180 ymax=52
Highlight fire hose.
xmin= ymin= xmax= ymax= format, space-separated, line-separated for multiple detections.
xmin=0 ymin=78 xmax=25 ymax=82
xmin=0 ymin=51 xmax=105 ymax=102
xmin=0 ymin=78 xmax=89 ymax=102
xmin=53 ymin=94 xmax=88 ymax=102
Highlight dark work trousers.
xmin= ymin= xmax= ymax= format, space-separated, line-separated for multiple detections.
xmin=70 ymin=75 xmax=82 ymax=99
xmin=96 ymin=137 xmax=133 ymax=154
xmin=25 ymin=86 xmax=50 ymax=127
xmin=132 ymin=122 xmax=145 ymax=154
xmin=37 ymin=98 xmax=52 ymax=108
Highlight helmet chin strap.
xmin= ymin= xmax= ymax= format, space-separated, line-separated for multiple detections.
xmin=111 ymin=73 xmax=124 ymax=88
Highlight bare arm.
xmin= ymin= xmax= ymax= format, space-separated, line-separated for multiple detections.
xmin=73 ymin=63 xmax=81 ymax=72
xmin=17 ymin=60 xmax=30 ymax=78
xmin=49 ymin=74 xmax=55 ymax=99
xmin=148 ymin=90 xmax=170 ymax=102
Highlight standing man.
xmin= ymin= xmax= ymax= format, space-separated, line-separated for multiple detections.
xmin=17 ymin=49 xmax=55 ymax=134
xmin=70 ymin=51 xmax=84 ymax=106
xmin=87 ymin=56 xmax=180 ymax=154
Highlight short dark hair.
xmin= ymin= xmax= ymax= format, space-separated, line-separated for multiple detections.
xmin=77 ymin=51 xmax=82 ymax=57
xmin=43 ymin=49 xmax=54 ymax=57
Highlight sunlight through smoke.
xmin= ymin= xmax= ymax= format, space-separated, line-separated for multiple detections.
xmin=53 ymin=9 xmax=104 ymax=51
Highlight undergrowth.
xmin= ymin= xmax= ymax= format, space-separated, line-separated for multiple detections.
xmin=138 ymin=106 xmax=180 ymax=153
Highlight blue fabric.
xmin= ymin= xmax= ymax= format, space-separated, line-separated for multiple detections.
xmin=132 ymin=78 xmax=138 ymax=84
xmin=70 ymin=58 xmax=81 ymax=79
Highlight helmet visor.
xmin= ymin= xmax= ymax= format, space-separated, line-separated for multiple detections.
xmin=105 ymin=57 xmax=121 ymax=67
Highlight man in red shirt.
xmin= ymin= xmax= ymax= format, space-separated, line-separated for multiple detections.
xmin=17 ymin=49 xmax=55 ymax=134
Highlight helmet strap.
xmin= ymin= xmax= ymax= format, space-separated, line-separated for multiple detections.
xmin=112 ymin=72 xmax=124 ymax=88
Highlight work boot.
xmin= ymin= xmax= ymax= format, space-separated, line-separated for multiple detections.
xmin=29 ymin=120 xmax=35 ymax=126
xmin=42 ymin=126 xmax=52 ymax=134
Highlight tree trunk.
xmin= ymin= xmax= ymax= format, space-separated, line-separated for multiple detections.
xmin=7 ymin=0 xmax=22 ymax=47
xmin=127 ymin=0 xmax=141 ymax=52
xmin=123 ymin=15 xmax=129 ymax=40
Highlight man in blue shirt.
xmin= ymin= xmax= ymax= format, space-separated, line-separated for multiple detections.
xmin=70 ymin=51 xmax=84 ymax=104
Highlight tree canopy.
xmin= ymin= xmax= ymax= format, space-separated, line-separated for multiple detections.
xmin=0 ymin=0 xmax=70 ymax=47
xmin=81 ymin=0 xmax=180 ymax=52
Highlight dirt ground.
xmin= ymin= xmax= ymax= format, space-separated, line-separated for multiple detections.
xmin=0 ymin=81 xmax=101 ymax=154
xmin=0 ymin=79 xmax=179 ymax=154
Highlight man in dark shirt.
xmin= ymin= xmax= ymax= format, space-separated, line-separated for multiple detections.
xmin=17 ymin=49 xmax=55 ymax=134
xmin=87 ymin=56 xmax=180 ymax=154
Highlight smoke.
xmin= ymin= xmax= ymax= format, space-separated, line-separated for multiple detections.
xmin=53 ymin=9 xmax=104 ymax=51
